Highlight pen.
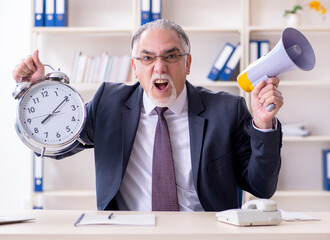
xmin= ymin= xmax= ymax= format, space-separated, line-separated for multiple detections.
xmin=108 ymin=213 xmax=113 ymax=219
xmin=74 ymin=213 xmax=85 ymax=227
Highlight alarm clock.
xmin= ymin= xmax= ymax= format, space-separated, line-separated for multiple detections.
xmin=12 ymin=67 xmax=86 ymax=157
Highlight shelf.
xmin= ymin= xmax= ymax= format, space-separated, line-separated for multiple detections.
xmin=39 ymin=190 xmax=96 ymax=197
xmin=183 ymin=26 xmax=241 ymax=33
xmin=32 ymin=26 xmax=242 ymax=35
xmin=279 ymin=81 xmax=330 ymax=87
xmin=248 ymin=26 xmax=330 ymax=32
xmin=32 ymin=27 xmax=133 ymax=35
xmin=274 ymin=190 xmax=330 ymax=197
xmin=192 ymin=80 xmax=239 ymax=88
xmin=283 ymin=135 xmax=330 ymax=142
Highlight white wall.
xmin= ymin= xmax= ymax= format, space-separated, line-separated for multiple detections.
xmin=0 ymin=0 xmax=33 ymax=209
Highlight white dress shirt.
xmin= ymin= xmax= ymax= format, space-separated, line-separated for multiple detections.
xmin=117 ymin=85 xmax=204 ymax=211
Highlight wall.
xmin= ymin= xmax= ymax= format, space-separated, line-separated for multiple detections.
xmin=0 ymin=0 xmax=32 ymax=209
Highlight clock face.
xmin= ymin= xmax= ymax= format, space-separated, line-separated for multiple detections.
xmin=17 ymin=81 xmax=86 ymax=149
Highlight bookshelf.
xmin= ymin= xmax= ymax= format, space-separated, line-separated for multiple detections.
xmin=244 ymin=0 xmax=330 ymax=210
xmin=30 ymin=0 xmax=330 ymax=211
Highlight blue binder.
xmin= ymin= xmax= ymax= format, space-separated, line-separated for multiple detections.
xmin=45 ymin=0 xmax=56 ymax=26
xmin=249 ymin=40 xmax=270 ymax=64
xmin=34 ymin=0 xmax=45 ymax=27
xmin=249 ymin=40 xmax=259 ymax=64
xmin=259 ymin=40 xmax=270 ymax=57
xmin=151 ymin=0 xmax=162 ymax=21
xmin=219 ymin=44 xmax=241 ymax=81
xmin=323 ymin=150 xmax=330 ymax=191
xmin=33 ymin=153 xmax=44 ymax=192
xmin=141 ymin=0 xmax=151 ymax=25
xmin=55 ymin=0 xmax=68 ymax=27
xmin=207 ymin=43 xmax=235 ymax=81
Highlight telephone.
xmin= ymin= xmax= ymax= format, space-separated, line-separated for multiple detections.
xmin=216 ymin=199 xmax=282 ymax=226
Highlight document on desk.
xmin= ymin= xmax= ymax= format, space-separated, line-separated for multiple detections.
xmin=0 ymin=217 xmax=35 ymax=225
xmin=74 ymin=213 xmax=156 ymax=227
xmin=279 ymin=209 xmax=321 ymax=221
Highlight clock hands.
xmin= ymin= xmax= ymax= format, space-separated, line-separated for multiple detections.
xmin=41 ymin=96 xmax=68 ymax=124
xmin=29 ymin=111 xmax=61 ymax=121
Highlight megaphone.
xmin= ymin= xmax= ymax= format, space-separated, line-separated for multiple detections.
xmin=237 ymin=27 xmax=316 ymax=111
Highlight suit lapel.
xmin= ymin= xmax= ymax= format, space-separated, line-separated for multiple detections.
xmin=121 ymin=84 xmax=144 ymax=175
xmin=186 ymin=82 xmax=206 ymax=189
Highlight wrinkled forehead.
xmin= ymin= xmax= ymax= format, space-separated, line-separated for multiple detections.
xmin=136 ymin=29 xmax=185 ymax=54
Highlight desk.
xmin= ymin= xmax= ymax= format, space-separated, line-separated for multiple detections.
xmin=0 ymin=210 xmax=329 ymax=240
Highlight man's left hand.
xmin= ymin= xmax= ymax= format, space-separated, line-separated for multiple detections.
xmin=251 ymin=77 xmax=284 ymax=129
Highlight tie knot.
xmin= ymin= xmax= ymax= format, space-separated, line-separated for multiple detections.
xmin=155 ymin=107 xmax=168 ymax=116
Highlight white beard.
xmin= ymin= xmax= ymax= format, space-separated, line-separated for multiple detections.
xmin=148 ymin=74 xmax=177 ymax=107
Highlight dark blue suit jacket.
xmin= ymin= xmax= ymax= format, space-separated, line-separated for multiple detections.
xmin=59 ymin=81 xmax=282 ymax=211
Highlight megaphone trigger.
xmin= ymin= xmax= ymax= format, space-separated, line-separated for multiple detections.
xmin=265 ymin=103 xmax=275 ymax=112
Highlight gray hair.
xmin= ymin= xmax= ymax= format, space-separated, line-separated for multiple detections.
xmin=131 ymin=19 xmax=191 ymax=57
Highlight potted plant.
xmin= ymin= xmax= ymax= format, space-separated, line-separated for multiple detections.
xmin=284 ymin=4 xmax=303 ymax=26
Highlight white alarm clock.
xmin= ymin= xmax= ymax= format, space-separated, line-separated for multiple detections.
xmin=13 ymin=67 xmax=86 ymax=157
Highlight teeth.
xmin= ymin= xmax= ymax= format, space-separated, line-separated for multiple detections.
xmin=155 ymin=79 xmax=168 ymax=84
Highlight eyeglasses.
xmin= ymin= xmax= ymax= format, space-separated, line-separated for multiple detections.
xmin=133 ymin=53 xmax=189 ymax=65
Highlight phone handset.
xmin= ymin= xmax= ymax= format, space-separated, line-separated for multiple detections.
xmin=241 ymin=199 xmax=278 ymax=212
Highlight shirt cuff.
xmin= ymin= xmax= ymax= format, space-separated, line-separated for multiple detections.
xmin=252 ymin=118 xmax=278 ymax=133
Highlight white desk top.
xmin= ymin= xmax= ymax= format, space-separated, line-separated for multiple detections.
xmin=0 ymin=210 xmax=329 ymax=240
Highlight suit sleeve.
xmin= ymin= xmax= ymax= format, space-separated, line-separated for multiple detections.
xmin=234 ymin=97 xmax=282 ymax=198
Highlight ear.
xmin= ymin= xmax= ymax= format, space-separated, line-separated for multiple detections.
xmin=185 ymin=54 xmax=192 ymax=75
xmin=131 ymin=58 xmax=138 ymax=79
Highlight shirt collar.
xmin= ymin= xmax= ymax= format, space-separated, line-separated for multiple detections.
xmin=143 ymin=84 xmax=187 ymax=115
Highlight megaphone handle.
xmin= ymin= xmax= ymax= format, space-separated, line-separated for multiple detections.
xmin=254 ymin=75 xmax=275 ymax=112
xmin=265 ymin=103 xmax=275 ymax=112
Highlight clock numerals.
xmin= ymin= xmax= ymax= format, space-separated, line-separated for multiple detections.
xmin=27 ymin=107 xmax=36 ymax=114
xmin=32 ymin=97 xmax=39 ymax=104
xmin=38 ymin=124 xmax=75 ymax=140
xmin=41 ymin=91 xmax=49 ymax=98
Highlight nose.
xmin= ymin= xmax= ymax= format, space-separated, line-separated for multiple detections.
xmin=153 ymin=57 xmax=167 ymax=74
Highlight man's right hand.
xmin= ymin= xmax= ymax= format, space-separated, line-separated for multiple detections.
xmin=12 ymin=50 xmax=45 ymax=84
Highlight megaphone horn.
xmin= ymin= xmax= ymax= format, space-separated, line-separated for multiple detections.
xmin=237 ymin=27 xmax=316 ymax=111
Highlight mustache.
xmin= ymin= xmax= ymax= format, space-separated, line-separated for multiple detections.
xmin=150 ymin=74 xmax=172 ymax=82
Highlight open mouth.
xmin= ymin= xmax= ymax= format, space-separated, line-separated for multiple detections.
xmin=154 ymin=79 xmax=169 ymax=91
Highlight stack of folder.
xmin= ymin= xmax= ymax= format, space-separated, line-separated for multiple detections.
xmin=207 ymin=43 xmax=241 ymax=81
xmin=323 ymin=150 xmax=330 ymax=191
xmin=34 ymin=0 xmax=68 ymax=27
xmin=249 ymin=40 xmax=270 ymax=64
xmin=207 ymin=40 xmax=270 ymax=81
xmin=141 ymin=0 xmax=162 ymax=25
xmin=70 ymin=51 xmax=132 ymax=84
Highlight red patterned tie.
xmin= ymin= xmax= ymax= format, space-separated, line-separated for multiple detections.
xmin=152 ymin=107 xmax=179 ymax=211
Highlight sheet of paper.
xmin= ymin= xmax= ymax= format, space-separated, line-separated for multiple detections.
xmin=279 ymin=209 xmax=321 ymax=221
xmin=75 ymin=213 xmax=156 ymax=226
xmin=0 ymin=217 xmax=35 ymax=225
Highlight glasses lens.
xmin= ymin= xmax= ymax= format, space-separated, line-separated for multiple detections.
xmin=164 ymin=53 xmax=180 ymax=63
xmin=137 ymin=53 xmax=187 ymax=65
xmin=140 ymin=55 xmax=155 ymax=65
